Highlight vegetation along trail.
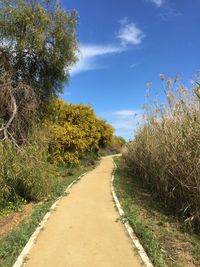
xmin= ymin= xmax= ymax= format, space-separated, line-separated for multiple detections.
xmin=22 ymin=156 xmax=143 ymax=267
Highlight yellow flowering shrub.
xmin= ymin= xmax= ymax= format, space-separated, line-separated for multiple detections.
xmin=48 ymin=122 xmax=86 ymax=165
xmin=46 ymin=99 xmax=114 ymax=165
xmin=96 ymin=119 xmax=114 ymax=148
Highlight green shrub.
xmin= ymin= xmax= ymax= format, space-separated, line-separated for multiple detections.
xmin=0 ymin=132 xmax=58 ymax=203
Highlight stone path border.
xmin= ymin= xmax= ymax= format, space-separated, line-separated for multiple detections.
xmin=13 ymin=156 xmax=154 ymax=267
xmin=111 ymin=158 xmax=154 ymax=267
xmin=12 ymin=172 xmax=86 ymax=267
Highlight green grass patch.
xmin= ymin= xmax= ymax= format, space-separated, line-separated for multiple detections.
xmin=0 ymin=197 xmax=26 ymax=217
xmin=0 ymin=163 xmax=96 ymax=267
xmin=113 ymin=157 xmax=200 ymax=267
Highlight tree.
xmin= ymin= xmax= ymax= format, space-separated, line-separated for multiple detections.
xmin=0 ymin=0 xmax=78 ymax=100
xmin=0 ymin=0 xmax=78 ymax=144
xmin=0 ymin=66 xmax=39 ymax=145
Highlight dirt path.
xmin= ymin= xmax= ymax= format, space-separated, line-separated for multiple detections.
xmin=23 ymin=156 xmax=143 ymax=267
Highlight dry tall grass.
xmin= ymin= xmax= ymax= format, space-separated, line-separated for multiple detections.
xmin=123 ymin=77 xmax=200 ymax=231
xmin=0 ymin=130 xmax=58 ymax=205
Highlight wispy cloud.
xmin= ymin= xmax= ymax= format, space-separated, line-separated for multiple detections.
xmin=147 ymin=0 xmax=165 ymax=8
xmin=130 ymin=63 xmax=138 ymax=69
xmin=146 ymin=0 xmax=181 ymax=20
xmin=70 ymin=19 xmax=145 ymax=76
xmin=70 ymin=44 xmax=123 ymax=76
xmin=117 ymin=19 xmax=145 ymax=46
xmin=158 ymin=5 xmax=181 ymax=20
xmin=113 ymin=109 xmax=138 ymax=116
xmin=101 ymin=109 xmax=144 ymax=140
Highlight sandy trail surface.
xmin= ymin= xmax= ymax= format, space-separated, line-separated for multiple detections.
xmin=23 ymin=156 xmax=143 ymax=267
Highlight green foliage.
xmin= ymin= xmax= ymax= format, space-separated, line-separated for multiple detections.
xmin=0 ymin=131 xmax=58 ymax=203
xmin=0 ymin=0 xmax=116 ymax=221
xmin=0 ymin=0 xmax=116 ymax=231
xmin=123 ymin=78 xmax=200 ymax=231
xmin=0 ymin=0 xmax=78 ymax=99
xmin=0 ymin=199 xmax=25 ymax=216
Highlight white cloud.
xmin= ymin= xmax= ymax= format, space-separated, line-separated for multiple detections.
xmin=101 ymin=109 xmax=144 ymax=140
xmin=70 ymin=19 xmax=145 ymax=76
xmin=70 ymin=44 xmax=123 ymax=76
xmin=113 ymin=109 xmax=139 ymax=116
xmin=148 ymin=0 xmax=165 ymax=8
xmin=117 ymin=21 xmax=145 ymax=46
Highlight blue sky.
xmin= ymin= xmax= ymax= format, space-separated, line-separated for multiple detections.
xmin=61 ymin=0 xmax=200 ymax=140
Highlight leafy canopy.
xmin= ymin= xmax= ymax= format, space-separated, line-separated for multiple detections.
xmin=0 ymin=0 xmax=78 ymax=99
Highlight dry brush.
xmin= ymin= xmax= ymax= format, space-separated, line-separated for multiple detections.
xmin=123 ymin=78 xmax=200 ymax=231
